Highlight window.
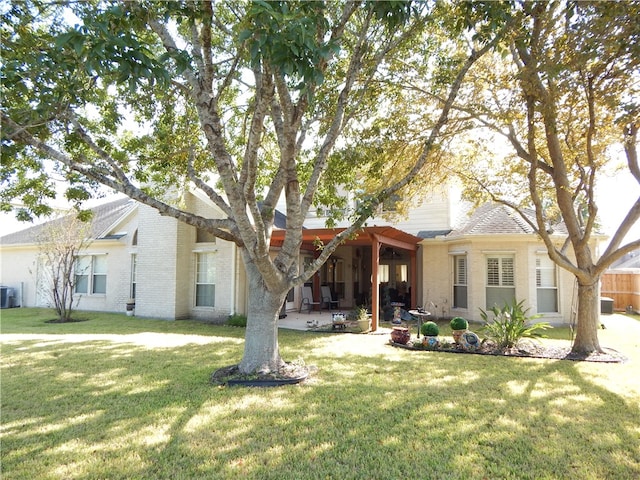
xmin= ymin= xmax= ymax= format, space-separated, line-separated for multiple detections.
xmin=195 ymin=252 xmax=216 ymax=307
xmin=395 ymin=264 xmax=408 ymax=283
xmin=328 ymin=259 xmax=345 ymax=299
xmin=453 ymin=255 xmax=468 ymax=309
xmin=536 ymin=255 xmax=558 ymax=312
xmin=378 ymin=264 xmax=390 ymax=283
xmin=196 ymin=228 xmax=217 ymax=243
xmin=130 ymin=254 xmax=137 ymax=299
xmin=75 ymin=255 xmax=107 ymax=295
xmin=486 ymin=255 xmax=515 ymax=308
xmin=382 ymin=194 xmax=401 ymax=212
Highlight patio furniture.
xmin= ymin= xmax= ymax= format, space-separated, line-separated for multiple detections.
xmin=299 ymin=286 xmax=321 ymax=313
xmin=321 ymin=285 xmax=339 ymax=311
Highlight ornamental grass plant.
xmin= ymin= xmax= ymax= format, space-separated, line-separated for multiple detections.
xmin=480 ymin=299 xmax=552 ymax=349
xmin=1 ymin=308 xmax=639 ymax=480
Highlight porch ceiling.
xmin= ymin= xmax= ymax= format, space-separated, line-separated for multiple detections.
xmin=270 ymin=226 xmax=421 ymax=251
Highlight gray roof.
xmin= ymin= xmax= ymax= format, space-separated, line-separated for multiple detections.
xmin=417 ymin=229 xmax=453 ymax=239
xmin=446 ymin=203 xmax=568 ymax=239
xmin=609 ymin=249 xmax=640 ymax=269
xmin=257 ymin=201 xmax=288 ymax=229
xmin=1 ymin=198 xmax=136 ymax=245
xmin=2 ymin=197 xmax=289 ymax=245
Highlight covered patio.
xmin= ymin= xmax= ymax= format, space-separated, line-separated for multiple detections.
xmin=277 ymin=310 xmax=397 ymax=334
xmin=271 ymin=226 xmax=422 ymax=332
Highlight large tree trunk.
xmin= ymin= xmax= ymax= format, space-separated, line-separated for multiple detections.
xmin=572 ymin=281 xmax=603 ymax=354
xmin=238 ymin=261 xmax=286 ymax=375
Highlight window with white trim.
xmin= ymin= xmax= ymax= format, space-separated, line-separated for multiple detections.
xmin=195 ymin=252 xmax=216 ymax=307
xmin=486 ymin=255 xmax=515 ymax=308
xmin=536 ymin=255 xmax=558 ymax=312
xmin=130 ymin=254 xmax=137 ymax=299
xmin=75 ymin=255 xmax=107 ymax=295
xmin=453 ymin=255 xmax=468 ymax=309
xmin=378 ymin=264 xmax=390 ymax=283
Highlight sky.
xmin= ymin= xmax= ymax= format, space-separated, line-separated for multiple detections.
xmin=595 ymin=168 xmax=640 ymax=248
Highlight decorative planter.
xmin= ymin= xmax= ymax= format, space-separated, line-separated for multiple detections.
xmin=390 ymin=326 xmax=410 ymax=345
xmin=422 ymin=336 xmax=440 ymax=348
xmin=460 ymin=331 xmax=480 ymax=350
xmin=357 ymin=318 xmax=371 ymax=332
xmin=126 ymin=299 xmax=135 ymax=317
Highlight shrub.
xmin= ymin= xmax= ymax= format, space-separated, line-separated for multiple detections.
xmin=348 ymin=305 xmax=369 ymax=321
xmin=450 ymin=317 xmax=468 ymax=331
xmin=480 ymin=299 xmax=552 ymax=349
xmin=420 ymin=321 xmax=440 ymax=336
xmin=227 ymin=314 xmax=247 ymax=327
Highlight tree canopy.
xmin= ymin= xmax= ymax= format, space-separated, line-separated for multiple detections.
xmin=449 ymin=1 xmax=640 ymax=352
xmin=2 ymin=0 xmax=514 ymax=373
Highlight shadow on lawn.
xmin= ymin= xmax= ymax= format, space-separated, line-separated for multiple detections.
xmin=2 ymin=326 xmax=639 ymax=479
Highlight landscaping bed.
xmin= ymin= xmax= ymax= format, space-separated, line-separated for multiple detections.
xmin=389 ymin=338 xmax=627 ymax=363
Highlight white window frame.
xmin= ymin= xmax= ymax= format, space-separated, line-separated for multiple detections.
xmin=74 ymin=254 xmax=107 ymax=295
xmin=486 ymin=255 xmax=515 ymax=308
xmin=536 ymin=254 xmax=558 ymax=313
xmin=195 ymin=251 xmax=216 ymax=308
xmin=130 ymin=253 xmax=137 ymax=299
xmin=453 ymin=255 xmax=468 ymax=309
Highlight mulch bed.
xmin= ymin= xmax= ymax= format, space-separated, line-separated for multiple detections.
xmin=389 ymin=340 xmax=627 ymax=363
xmin=45 ymin=318 xmax=89 ymax=323
xmin=211 ymin=363 xmax=313 ymax=387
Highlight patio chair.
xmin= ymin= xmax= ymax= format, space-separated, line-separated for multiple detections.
xmin=299 ymin=286 xmax=321 ymax=313
xmin=321 ymin=285 xmax=339 ymax=311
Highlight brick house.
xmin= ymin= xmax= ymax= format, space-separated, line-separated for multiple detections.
xmin=1 ymin=188 xmax=599 ymax=325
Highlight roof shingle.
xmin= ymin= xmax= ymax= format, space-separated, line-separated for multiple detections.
xmin=1 ymin=198 xmax=135 ymax=245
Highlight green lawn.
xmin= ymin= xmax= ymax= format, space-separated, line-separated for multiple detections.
xmin=2 ymin=308 xmax=639 ymax=480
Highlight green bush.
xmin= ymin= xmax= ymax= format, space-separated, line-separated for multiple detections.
xmin=480 ymin=299 xmax=552 ymax=349
xmin=227 ymin=314 xmax=247 ymax=327
xmin=420 ymin=321 xmax=440 ymax=336
xmin=450 ymin=316 xmax=468 ymax=331
xmin=348 ymin=305 xmax=369 ymax=321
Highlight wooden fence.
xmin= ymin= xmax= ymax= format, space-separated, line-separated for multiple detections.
xmin=601 ymin=270 xmax=640 ymax=313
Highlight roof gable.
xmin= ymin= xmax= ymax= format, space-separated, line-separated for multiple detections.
xmin=1 ymin=198 xmax=136 ymax=246
xmin=446 ymin=203 xmax=568 ymax=238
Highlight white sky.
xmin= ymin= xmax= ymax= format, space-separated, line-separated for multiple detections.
xmin=595 ymin=168 xmax=640 ymax=248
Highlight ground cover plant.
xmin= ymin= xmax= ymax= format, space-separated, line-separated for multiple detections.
xmin=1 ymin=308 xmax=639 ymax=479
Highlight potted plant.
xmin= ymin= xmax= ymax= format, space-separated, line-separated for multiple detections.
xmin=450 ymin=316 xmax=468 ymax=344
xmin=352 ymin=306 xmax=371 ymax=333
xmin=390 ymin=327 xmax=410 ymax=345
xmin=420 ymin=321 xmax=440 ymax=348
xmin=421 ymin=321 xmax=439 ymax=337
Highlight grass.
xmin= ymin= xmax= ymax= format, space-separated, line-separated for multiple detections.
xmin=2 ymin=308 xmax=639 ymax=480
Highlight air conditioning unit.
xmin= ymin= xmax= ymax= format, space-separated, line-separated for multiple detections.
xmin=1 ymin=286 xmax=15 ymax=309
